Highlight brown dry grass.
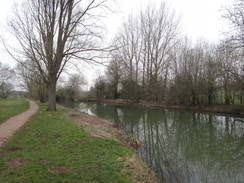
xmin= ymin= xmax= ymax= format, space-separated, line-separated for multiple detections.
xmin=124 ymin=155 xmax=157 ymax=183
xmin=66 ymin=112 xmax=122 ymax=139
xmin=49 ymin=166 xmax=69 ymax=175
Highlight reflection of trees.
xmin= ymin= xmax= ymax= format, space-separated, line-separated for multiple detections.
xmin=79 ymin=102 xmax=244 ymax=183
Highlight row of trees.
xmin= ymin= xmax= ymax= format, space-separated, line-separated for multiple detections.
xmin=92 ymin=1 xmax=244 ymax=105
xmin=14 ymin=59 xmax=85 ymax=104
xmin=1 ymin=56 xmax=85 ymax=102
xmin=2 ymin=0 xmax=243 ymax=108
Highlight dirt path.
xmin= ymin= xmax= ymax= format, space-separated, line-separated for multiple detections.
xmin=0 ymin=100 xmax=39 ymax=147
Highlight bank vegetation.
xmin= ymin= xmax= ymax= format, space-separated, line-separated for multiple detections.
xmin=0 ymin=100 xmax=157 ymax=183
xmin=89 ymin=1 xmax=244 ymax=109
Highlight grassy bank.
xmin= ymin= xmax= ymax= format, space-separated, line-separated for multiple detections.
xmin=0 ymin=102 xmax=156 ymax=183
xmin=0 ymin=99 xmax=29 ymax=125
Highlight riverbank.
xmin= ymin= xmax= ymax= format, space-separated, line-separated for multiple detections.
xmin=82 ymin=99 xmax=244 ymax=116
xmin=0 ymin=101 xmax=157 ymax=183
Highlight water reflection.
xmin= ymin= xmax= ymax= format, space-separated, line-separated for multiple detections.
xmin=79 ymin=102 xmax=244 ymax=183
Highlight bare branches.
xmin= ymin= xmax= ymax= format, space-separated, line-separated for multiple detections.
xmin=112 ymin=2 xmax=181 ymax=101
xmin=3 ymin=0 xmax=110 ymax=110
xmin=0 ymin=62 xmax=14 ymax=98
xmin=222 ymin=0 xmax=244 ymax=48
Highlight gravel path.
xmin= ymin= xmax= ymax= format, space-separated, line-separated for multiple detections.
xmin=0 ymin=100 xmax=39 ymax=147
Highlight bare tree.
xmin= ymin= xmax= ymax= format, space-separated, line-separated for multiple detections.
xmin=114 ymin=15 xmax=141 ymax=83
xmin=0 ymin=62 xmax=14 ymax=99
xmin=4 ymin=0 xmax=109 ymax=110
xmin=112 ymin=2 xmax=181 ymax=101
xmin=65 ymin=74 xmax=85 ymax=101
xmin=222 ymin=0 xmax=244 ymax=48
xmin=140 ymin=3 xmax=180 ymax=101
xmin=167 ymin=38 xmax=221 ymax=105
xmin=16 ymin=60 xmax=47 ymax=102
xmin=215 ymin=41 xmax=239 ymax=104
xmin=0 ymin=62 xmax=12 ymax=87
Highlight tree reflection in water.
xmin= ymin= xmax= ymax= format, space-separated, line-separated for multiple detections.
xmin=79 ymin=103 xmax=244 ymax=183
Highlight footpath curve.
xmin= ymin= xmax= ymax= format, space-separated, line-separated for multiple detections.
xmin=0 ymin=100 xmax=39 ymax=147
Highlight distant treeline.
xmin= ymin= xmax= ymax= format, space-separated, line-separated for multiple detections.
xmin=90 ymin=3 xmax=244 ymax=106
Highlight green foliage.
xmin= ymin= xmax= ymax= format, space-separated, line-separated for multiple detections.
xmin=56 ymin=88 xmax=73 ymax=103
xmin=93 ymin=77 xmax=117 ymax=100
xmin=121 ymin=80 xmax=142 ymax=102
xmin=57 ymin=74 xmax=85 ymax=103
xmin=0 ymin=102 xmax=134 ymax=183
xmin=0 ymin=99 xmax=29 ymax=124
xmin=95 ymin=80 xmax=107 ymax=100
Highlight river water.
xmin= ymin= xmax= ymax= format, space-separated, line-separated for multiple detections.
xmin=78 ymin=102 xmax=244 ymax=183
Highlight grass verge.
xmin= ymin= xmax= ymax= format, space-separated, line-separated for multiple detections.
xmin=0 ymin=99 xmax=29 ymax=125
xmin=0 ymin=102 xmax=156 ymax=183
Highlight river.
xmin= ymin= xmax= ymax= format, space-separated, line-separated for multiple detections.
xmin=78 ymin=102 xmax=244 ymax=183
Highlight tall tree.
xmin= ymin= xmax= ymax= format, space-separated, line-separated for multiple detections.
xmin=4 ymin=0 xmax=109 ymax=111
xmin=222 ymin=0 xmax=244 ymax=48
xmin=0 ymin=62 xmax=14 ymax=99
xmin=113 ymin=2 xmax=181 ymax=101
xmin=105 ymin=55 xmax=123 ymax=99
xmin=216 ymin=41 xmax=241 ymax=104
xmin=114 ymin=15 xmax=141 ymax=83
xmin=140 ymin=3 xmax=180 ymax=101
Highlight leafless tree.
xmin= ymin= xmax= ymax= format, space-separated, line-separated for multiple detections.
xmin=216 ymin=40 xmax=244 ymax=104
xmin=65 ymin=74 xmax=85 ymax=101
xmin=114 ymin=15 xmax=141 ymax=83
xmin=142 ymin=3 xmax=181 ymax=101
xmin=0 ymin=62 xmax=14 ymax=98
xmin=0 ymin=62 xmax=12 ymax=87
xmin=16 ymin=60 xmax=47 ymax=102
xmin=167 ymin=38 xmax=221 ymax=105
xmin=222 ymin=0 xmax=244 ymax=48
xmin=4 ymin=0 xmax=110 ymax=110
xmin=113 ymin=2 xmax=181 ymax=101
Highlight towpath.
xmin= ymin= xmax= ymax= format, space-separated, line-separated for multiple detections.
xmin=0 ymin=101 xmax=39 ymax=147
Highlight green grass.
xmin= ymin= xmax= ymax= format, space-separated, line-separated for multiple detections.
xmin=0 ymin=102 xmax=134 ymax=183
xmin=0 ymin=99 xmax=29 ymax=124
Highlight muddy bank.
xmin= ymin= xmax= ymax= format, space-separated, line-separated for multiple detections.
xmin=66 ymin=111 xmax=157 ymax=183
xmin=81 ymin=99 xmax=244 ymax=116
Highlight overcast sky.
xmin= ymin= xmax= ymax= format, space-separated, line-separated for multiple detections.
xmin=109 ymin=0 xmax=233 ymax=41
xmin=0 ymin=0 xmax=234 ymax=87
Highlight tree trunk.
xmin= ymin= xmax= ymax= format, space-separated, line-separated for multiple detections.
xmin=47 ymin=76 xmax=57 ymax=111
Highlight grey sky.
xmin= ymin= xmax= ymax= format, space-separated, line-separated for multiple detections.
xmin=0 ymin=0 xmax=234 ymax=87
xmin=109 ymin=0 xmax=233 ymax=42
